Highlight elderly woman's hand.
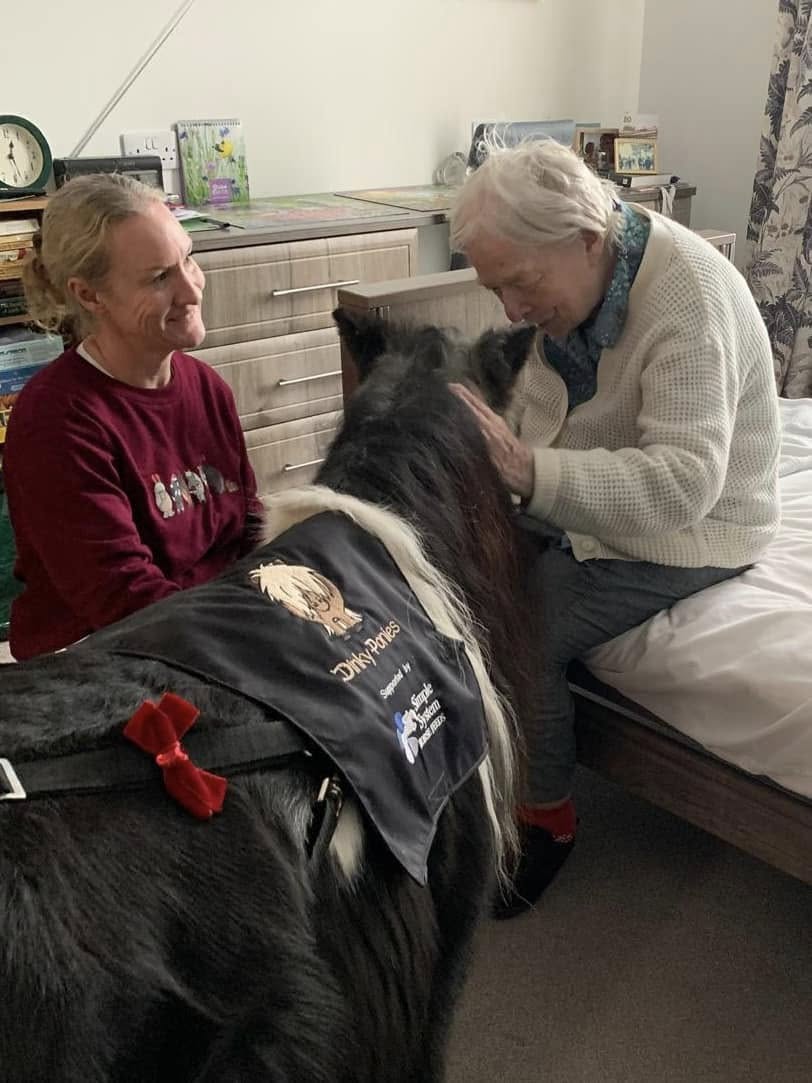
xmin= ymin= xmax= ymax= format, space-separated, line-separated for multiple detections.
xmin=451 ymin=384 xmax=535 ymax=500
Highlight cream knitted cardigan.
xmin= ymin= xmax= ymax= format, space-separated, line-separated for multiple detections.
xmin=514 ymin=207 xmax=781 ymax=567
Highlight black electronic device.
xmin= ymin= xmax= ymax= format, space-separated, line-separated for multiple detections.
xmin=53 ymin=155 xmax=163 ymax=190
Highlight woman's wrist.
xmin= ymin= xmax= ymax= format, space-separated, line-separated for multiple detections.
xmin=516 ymin=447 xmax=535 ymax=504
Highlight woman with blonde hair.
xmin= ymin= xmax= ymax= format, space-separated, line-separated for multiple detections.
xmin=3 ymin=174 xmax=262 ymax=660
xmin=450 ymin=138 xmax=781 ymax=917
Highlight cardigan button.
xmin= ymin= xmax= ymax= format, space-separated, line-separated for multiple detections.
xmin=581 ymin=539 xmax=597 ymax=554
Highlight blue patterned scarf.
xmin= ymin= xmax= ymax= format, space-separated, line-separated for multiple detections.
xmin=543 ymin=203 xmax=650 ymax=412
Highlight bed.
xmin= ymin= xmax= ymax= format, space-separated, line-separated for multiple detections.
xmin=337 ymin=266 xmax=812 ymax=887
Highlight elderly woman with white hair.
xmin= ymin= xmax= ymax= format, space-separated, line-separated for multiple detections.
xmin=450 ymin=139 xmax=781 ymax=918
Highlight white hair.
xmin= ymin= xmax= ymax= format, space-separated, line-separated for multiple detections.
xmin=450 ymin=131 xmax=622 ymax=253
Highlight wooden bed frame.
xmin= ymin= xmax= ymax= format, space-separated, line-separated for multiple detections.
xmin=337 ymin=267 xmax=812 ymax=887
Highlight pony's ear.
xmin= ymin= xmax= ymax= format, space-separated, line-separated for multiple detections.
xmin=333 ymin=307 xmax=388 ymax=382
xmin=411 ymin=326 xmax=447 ymax=376
xmin=472 ymin=324 xmax=537 ymax=411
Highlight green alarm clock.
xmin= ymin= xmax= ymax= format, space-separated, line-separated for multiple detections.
xmin=0 ymin=115 xmax=52 ymax=197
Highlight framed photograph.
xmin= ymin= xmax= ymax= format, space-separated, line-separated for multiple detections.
xmin=573 ymin=127 xmax=618 ymax=172
xmin=614 ymin=136 xmax=659 ymax=175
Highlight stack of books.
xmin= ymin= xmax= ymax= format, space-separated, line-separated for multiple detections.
xmin=0 ymin=280 xmax=27 ymax=319
xmin=0 ymin=217 xmax=38 ymax=284
xmin=0 ymin=326 xmax=64 ymax=442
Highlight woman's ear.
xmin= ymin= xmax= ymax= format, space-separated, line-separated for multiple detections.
xmin=66 ymin=277 xmax=105 ymax=317
xmin=581 ymin=230 xmax=604 ymax=263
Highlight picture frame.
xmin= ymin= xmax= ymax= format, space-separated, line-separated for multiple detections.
xmin=614 ymin=136 xmax=659 ymax=175
xmin=573 ymin=127 xmax=618 ymax=173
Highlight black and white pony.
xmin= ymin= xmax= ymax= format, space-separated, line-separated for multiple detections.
xmin=0 ymin=309 xmax=535 ymax=1082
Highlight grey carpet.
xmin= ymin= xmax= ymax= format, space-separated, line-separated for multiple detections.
xmin=446 ymin=767 xmax=812 ymax=1083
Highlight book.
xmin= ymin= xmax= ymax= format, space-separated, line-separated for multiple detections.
xmin=0 ymin=296 xmax=27 ymax=318
xmin=0 ymin=234 xmax=36 ymax=250
xmin=0 ymin=244 xmax=32 ymax=263
xmin=0 ymin=394 xmax=17 ymax=443
xmin=0 ymin=281 xmax=25 ymax=317
xmin=0 ymin=359 xmax=50 ymax=395
xmin=0 ymin=261 xmax=29 ymax=282
xmin=175 ymin=119 xmax=250 ymax=207
xmin=0 ymin=328 xmax=63 ymax=443
xmin=0 ymin=327 xmax=64 ymax=367
xmin=0 ymin=250 xmax=32 ymax=282
xmin=0 ymin=217 xmax=38 ymax=238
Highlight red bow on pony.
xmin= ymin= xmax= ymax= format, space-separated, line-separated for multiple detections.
xmin=124 ymin=692 xmax=227 ymax=820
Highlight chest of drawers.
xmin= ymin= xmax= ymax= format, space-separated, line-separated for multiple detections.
xmin=193 ymin=228 xmax=418 ymax=497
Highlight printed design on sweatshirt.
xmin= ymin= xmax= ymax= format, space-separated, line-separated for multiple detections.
xmin=150 ymin=462 xmax=239 ymax=519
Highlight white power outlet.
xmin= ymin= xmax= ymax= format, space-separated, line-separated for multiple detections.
xmin=120 ymin=129 xmax=178 ymax=170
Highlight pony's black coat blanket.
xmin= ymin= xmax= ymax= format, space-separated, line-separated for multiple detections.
xmin=84 ymin=511 xmax=487 ymax=882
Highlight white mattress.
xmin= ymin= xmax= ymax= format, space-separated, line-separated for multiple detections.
xmin=586 ymin=397 xmax=812 ymax=798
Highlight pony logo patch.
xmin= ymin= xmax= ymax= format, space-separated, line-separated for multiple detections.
xmin=250 ymin=561 xmax=362 ymax=636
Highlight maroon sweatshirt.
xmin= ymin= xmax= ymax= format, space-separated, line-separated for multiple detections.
xmin=3 ymin=348 xmax=262 ymax=660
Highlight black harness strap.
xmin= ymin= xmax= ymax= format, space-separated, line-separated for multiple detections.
xmin=0 ymin=718 xmax=309 ymax=801
xmin=1 ymin=716 xmax=344 ymax=866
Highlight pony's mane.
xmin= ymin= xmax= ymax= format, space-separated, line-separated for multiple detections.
xmin=277 ymin=363 xmax=532 ymax=872
xmin=263 ymin=485 xmax=518 ymax=877
xmin=317 ymin=364 xmax=529 ymax=718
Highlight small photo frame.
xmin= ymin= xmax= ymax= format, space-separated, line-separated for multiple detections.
xmin=614 ymin=136 xmax=659 ymax=175
xmin=573 ymin=127 xmax=618 ymax=172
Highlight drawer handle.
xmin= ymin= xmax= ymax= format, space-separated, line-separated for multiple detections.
xmin=270 ymin=278 xmax=360 ymax=298
xmin=277 ymin=369 xmax=342 ymax=388
xmin=282 ymin=457 xmax=326 ymax=473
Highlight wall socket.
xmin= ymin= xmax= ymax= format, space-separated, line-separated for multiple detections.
xmin=120 ymin=129 xmax=178 ymax=170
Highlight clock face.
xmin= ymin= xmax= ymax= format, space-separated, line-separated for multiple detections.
xmin=0 ymin=122 xmax=45 ymax=190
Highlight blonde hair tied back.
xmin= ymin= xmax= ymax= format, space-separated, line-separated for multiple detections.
xmin=21 ymin=173 xmax=164 ymax=345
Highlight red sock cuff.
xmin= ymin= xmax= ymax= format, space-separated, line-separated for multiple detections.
xmin=518 ymin=799 xmax=577 ymax=842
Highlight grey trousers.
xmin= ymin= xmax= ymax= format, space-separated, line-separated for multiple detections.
xmin=519 ymin=520 xmax=745 ymax=803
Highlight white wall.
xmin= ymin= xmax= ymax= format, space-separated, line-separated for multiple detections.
xmin=6 ymin=0 xmax=644 ymax=198
xmin=638 ymin=0 xmax=777 ymax=266
xmin=8 ymin=1 xmax=776 ymax=263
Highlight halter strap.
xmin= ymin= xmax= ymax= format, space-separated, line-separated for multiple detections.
xmin=0 ymin=717 xmax=308 ymax=801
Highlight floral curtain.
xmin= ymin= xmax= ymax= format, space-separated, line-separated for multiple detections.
xmin=746 ymin=0 xmax=812 ymax=398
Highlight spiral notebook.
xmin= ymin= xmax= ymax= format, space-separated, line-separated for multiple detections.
xmin=175 ymin=118 xmax=250 ymax=207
